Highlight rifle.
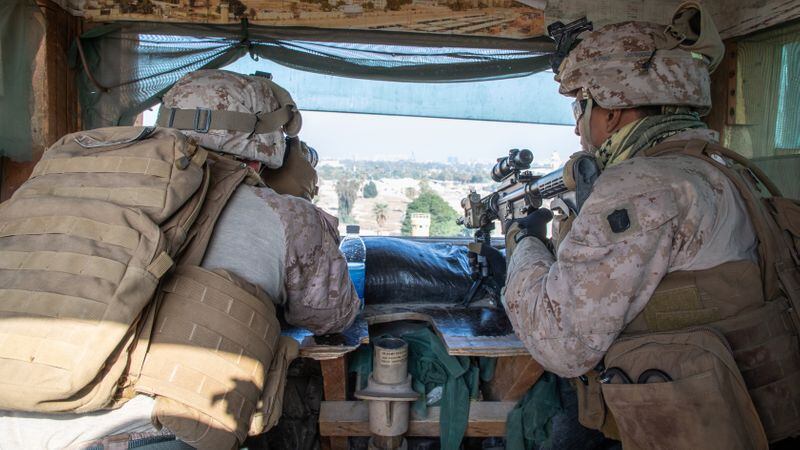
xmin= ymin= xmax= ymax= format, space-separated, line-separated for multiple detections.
xmin=457 ymin=149 xmax=600 ymax=306
xmin=548 ymin=17 xmax=594 ymax=73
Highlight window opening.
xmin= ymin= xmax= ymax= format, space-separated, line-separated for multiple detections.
xmin=775 ymin=41 xmax=800 ymax=152
xmin=143 ymin=54 xmax=578 ymax=237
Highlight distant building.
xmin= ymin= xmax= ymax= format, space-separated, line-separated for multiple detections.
xmin=410 ymin=213 xmax=431 ymax=237
xmin=318 ymin=159 xmax=344 ymax=168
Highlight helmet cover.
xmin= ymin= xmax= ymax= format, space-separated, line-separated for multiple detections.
xmin=162 ymin=69 xmax=302 ymax=168
xmin=555 ymin=21 xmax=713 ymax=115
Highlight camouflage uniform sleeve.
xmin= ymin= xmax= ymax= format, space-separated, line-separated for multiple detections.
xmin=259 ymin=190 xmax=360 ymax=335
xmin=504 ymin=178 xmax=679 ymax=377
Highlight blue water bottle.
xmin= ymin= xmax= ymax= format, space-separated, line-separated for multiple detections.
xmin=340 ymin=224 xmax=366 ymax=304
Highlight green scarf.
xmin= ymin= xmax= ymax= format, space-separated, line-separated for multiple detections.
xmin=596 ymin=112 xmax=708 ymax=168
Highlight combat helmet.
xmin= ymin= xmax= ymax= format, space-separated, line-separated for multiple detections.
xmin=157 ymin=69 xmax=302 ymax=168
xmin=555 ymin=1 xmax=724 ymax=116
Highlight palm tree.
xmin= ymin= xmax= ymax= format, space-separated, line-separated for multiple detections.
xmin=336 ymin=178 xmax=359 ymax=223
xmin=373 ymin=203 xmax=388 ymax=235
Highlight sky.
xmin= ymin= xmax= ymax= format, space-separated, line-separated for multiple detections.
xmin=299 ymin=111 xmax=579 ymax=164
xmin=142 ymin=109 xmax=579 ymax=165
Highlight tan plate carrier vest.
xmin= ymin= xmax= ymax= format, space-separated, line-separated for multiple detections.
xmin=572 ymin=139 xmax=800 ymax=448
xmin=0 ymin=126 xmax=297 ymax=448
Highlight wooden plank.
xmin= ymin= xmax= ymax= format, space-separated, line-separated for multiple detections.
xmin=364 ymin=304 xmax=528 ymax=357
xmin=38 ymin=0 xmax=81 ymax=147
xmin=320 ymin=357 xmax=349 ymax=450
xmin=4 ymin=2 xmax=83 ymax=201
xmin=484 ymin=355 xmax=543 ymax=402
xmin=319 ymin=401 xmax=515 ymax=437
xmin=725 ymin=42 xmax=739 ymax=127
xmin=321 ymin=357 xmax=348 ymax=401
xmin=705 ymin=39 xmax=737 ymax=141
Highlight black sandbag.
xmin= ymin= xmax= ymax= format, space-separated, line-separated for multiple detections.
xmin=363 ymin=237 xmax=471 ymax=304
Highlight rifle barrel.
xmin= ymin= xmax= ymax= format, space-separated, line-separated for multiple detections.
xmin=528 ymin=166 xmax=568 ymax=199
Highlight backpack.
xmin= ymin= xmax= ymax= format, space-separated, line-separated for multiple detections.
xmin=0 ymin=126 xmax=209 ymax=412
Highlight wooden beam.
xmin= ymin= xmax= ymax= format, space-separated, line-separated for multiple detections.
xmin=320 ymin=357 xmax=349 ymax=450
xmin=319 ymin=401 xmax=515 ymax=437
xmin=483 ymin=355 xmax=543 ymax=402
xmin=3 ymin=1 xmax=82 ymax=201
xmin=705 ymin=39 xmax=738 ymax=143
xmin=38 ymin=0 xmax=82 ymax=144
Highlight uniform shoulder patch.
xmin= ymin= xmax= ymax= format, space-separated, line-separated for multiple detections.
xmin=607 ymin=209 xmax=631 ymax=233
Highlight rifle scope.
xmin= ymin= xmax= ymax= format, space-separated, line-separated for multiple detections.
xmin=491 ymin=148 xmax=533 ymax=182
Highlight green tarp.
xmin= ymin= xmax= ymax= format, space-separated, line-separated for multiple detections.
xmin=505 ymin=372 xmax=564 ymax=450
xmin=69 ymin=21 xmax=555 ymax=130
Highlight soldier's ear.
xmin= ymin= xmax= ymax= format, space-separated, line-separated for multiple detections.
xmin=604 ymin=108 xmax=624 ymax=133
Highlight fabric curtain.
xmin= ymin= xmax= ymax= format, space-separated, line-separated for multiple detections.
xmin=70 ymin=21 xmax=554 ymax=130
xmin=725 ymin=20 xmax=800 ymax=199
xmin=0 ymin=0 xmax=44 ymax=161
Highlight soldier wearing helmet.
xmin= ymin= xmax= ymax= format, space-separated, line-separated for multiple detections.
xmin=0 ymin=70 xmax=359 ymax=449
xmin=502 ymin=2 xmax=800 ymax=447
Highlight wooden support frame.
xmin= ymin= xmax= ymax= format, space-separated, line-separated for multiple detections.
xmin=1 ymin=0 xmax=81 ymax=202
xmin=319 ymin=401 xmax=516 ymax=437
xmin=320 ymin=356 xmax=349 ymax=450
xmin=484 ymin=355 xmax=543 ymax=402
xmin=705 ymin=39 xmax=739 ymax=142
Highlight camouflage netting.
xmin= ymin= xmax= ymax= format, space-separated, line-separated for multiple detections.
xmin=70 ymin=21 xmax=553 ymax=130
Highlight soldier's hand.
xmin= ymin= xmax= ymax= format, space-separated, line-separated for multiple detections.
xmin=505 ymin=208 xmax=554 ymax=258
xmin=517 ymin=208 xmax=554 ymax=242
xmin=467 ymin=242 xmax=506 ymax=288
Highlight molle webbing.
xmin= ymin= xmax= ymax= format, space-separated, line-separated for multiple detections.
xmin=0 ymin=250 xmax=126 ymax=282
xmin=642 ymin=140 xmax=798 ymax=317
xmin=31 ymin=156 xmax=173 ymax=179
xmin=118 ymin=151 xmax=251 ymax=412
xmin=135 ymin=266 xmax=281 ymax=445
xmin=635 ymin=140 xmax=800 ymax=441
xmin=0 ymin=127 xmax=205 ymax=412
xmin=15 ymin=126 xmax=206 ymax=224
xmin=0 ymin=216 xmax=140 ymax=250
xmin=625 ymin=260 xmax=763 ymax=334
xmin=18 ymin=186 xmax=167 ymax=209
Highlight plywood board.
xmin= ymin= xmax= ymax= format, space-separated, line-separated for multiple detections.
xmin=483 ymin=355 xmax=543 ymax=401
xmin=53 ymin=1 xmax=800 ymax=39
xmin=52 ymin=0 xmax=545 ymax=39
xmin=282 ymin=304 xmax=528 ymax=360
xmin=365 ymin=304 xmax=529 ymax=357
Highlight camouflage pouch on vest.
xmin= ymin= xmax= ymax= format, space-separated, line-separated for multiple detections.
xmin=600 ymin=327 xmax=768 ymax=450
xmin=134 ymin=266 xmax=284 ymax=449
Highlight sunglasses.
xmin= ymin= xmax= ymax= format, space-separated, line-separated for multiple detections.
xmin=572 ymin=99 xmax=589 ymax=122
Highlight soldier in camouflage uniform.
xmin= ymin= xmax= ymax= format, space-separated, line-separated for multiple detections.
xmin=0 ymin=70 xmax=360 ymax=449
xmin=503 ymin=3 xmax=800 ymax=447
xmin=504 ymin=17 xmax=734 ymax=378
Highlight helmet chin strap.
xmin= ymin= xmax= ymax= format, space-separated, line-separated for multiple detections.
xmin=580 ymin=96 xmax=598 ymax=153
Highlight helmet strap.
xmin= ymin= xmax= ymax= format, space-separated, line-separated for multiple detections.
xmin=580 ymin=96 xmax=598 ymax=153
